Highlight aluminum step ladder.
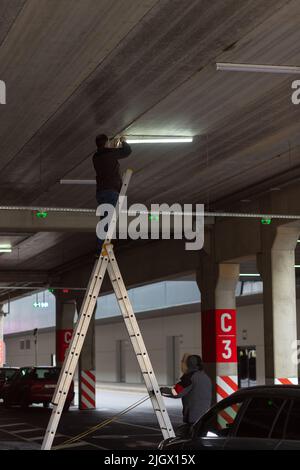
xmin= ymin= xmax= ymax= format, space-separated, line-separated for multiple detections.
xmin=41 ymin=169 xmax=175 ymax=450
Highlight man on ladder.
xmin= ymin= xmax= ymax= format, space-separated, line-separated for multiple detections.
xmin=41 ymin=146 xmax=175 ymax=450
xmin=93 ymin=134 xmax=132 ymax=252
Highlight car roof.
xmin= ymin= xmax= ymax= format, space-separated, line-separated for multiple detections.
xmin=21 ymin=366 xmax=59 ymax=369
xmin=231 ymin=385 xmax=300 ymax=399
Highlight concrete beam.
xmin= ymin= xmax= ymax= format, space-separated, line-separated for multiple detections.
xmin=52 ymin=239 xmax=199 ymax=294
xmin=0 ymin=210 xmax=98 ymax=233
xmin=0 ymin=270 xmax=50 ymax=283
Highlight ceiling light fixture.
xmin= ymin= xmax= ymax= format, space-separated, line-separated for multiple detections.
xmin=239 ymin=274 xmax=260 ymax=277
xmin=0 ymin=244 xmax=12 ymax=253
xmin=125 ymin=136 xmax=193 ymax=144
xmin=216 ymin=63 xmax=300 ymax=74
xmin=60 ymin=179 xmax=96 ymax=185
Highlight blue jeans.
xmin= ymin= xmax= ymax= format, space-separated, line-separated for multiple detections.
xmin=96 ymin=190 xmax=119 ymax=251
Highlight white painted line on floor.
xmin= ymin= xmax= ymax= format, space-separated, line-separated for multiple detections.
xmin=0 ymin=422 xmax=27 ymax=428
xmin=116 ymin=420 xmax=160 ymax=432
xmin=61 ymin=441 xmax=108 ymax=450
xmin=92 ymin=433 xmax=161 ymax=439
xmin=14 ymin=428 xmax=43 ymax=434
xmin=26 ymin=433 xmax=64 ymax=441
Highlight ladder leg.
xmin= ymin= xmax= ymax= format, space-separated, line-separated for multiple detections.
xmin=41 ymin=170 xmax=132 ymax=450
xmin=41 ymin=253 xmax=109 ymax=450
xmin=106 ymin=245 xmax=175 ymax=439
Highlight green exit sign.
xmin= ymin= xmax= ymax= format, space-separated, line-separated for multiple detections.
xmin=261 ymin=218 xmax=272 ymax=225
xmin=36 ymin=211 xmax=48 ymax=219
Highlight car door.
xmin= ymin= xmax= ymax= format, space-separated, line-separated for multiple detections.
xmin=224 ymin=396 xmax=286 ymax=450
xmin=10 ymin=367 xmax=31 ymax=402
xmin=276 ymin=399 xmax=300 ymax=450
xmin=184 ymin=397 xmax=247 ymax=450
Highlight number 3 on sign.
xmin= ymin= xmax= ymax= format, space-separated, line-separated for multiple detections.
xmin=222 ymin=339 xmax=232 ymax=360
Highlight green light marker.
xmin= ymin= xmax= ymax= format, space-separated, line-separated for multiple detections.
xmin=36 ymin=211 xmax=48 ymax=219
xmin=149 ymin=214 xmax=159 ymax=222
xmin=261 ymin=218 xmax=272 ymax=225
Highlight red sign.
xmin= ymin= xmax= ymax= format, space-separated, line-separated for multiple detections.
xmin=202 ymin=309 xmax=237 ymax=363
xmin=56 ymin=329 xmax=73 ymax=362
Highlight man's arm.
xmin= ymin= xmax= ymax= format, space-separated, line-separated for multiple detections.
xmin=160 ymin=375 xmax=193 ymax=399
xmin=106 ymin=142 xmax=132 ymax=159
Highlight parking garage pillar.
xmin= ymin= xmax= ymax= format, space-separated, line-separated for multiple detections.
xmin=257 ymin=223 xmax=300 ymax=385
xmin=55 ymin=293 xmax=76 ymax=367
xmin=76 ymin=295 xmax=96 ymax=410
xmin=197 ymin=254 xmax=239 ymax=403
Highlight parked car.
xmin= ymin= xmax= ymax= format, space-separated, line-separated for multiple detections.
xmin=2 ymin=366 xmax=74 ymax=411
xmin=0 ymin=367 xmax=19 ymax=398
xmin=159 ymin=385 xmax=300 ymax=450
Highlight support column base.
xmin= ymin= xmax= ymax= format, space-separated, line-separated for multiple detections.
xmin=79 ymin=369 xmax=96 ymax=410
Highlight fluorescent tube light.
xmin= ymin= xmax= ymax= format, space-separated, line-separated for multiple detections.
xmin=0 ymin=244 xmax=12 ymax=253
xmin=216 ymin=63 xmax=300 ymax=74
xmin=125 ymin=136 xmax=193 ymax=144
xmin=60 ymin=179 xmax=96 ymax=185
xmin=239 ymin=274 xmax=260 ymax=277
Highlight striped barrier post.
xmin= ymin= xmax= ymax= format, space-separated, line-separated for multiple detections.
xmin=216 ymin=375 xmax=239 ymax=402
xmin=216 ymin=375 xmax=238 ymax=429
xmin=275 ymin=377 xmax=298 ymax=385
xmin=80 ymin=370 xmax=96 ymax=409
xmin=202 ymin=308 xmax=238 ymax=426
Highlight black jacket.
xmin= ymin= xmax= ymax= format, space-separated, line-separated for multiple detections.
xmin=92 ymin=142 xmax=132 ymax=192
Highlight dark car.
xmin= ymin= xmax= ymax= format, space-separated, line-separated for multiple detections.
xmin=0 ymin=367 xmax=19 ymax=398
xmin=159 ymin=385 xmax=300 ymax=450
xmin=2 ymin=366 xmax=74 ymax=411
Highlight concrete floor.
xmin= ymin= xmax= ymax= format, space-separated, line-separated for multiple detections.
xmin=0 ymin=388 xmax=182 ymax=450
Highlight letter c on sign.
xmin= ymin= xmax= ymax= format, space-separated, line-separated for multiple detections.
xmin=64 ymin=331 xmax=72 ymax=344
xmin=221 ymin=313 xmax=232 ymax=333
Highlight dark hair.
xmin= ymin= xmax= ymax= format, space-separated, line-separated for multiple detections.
xmin=96 ymin=134 xmax=108 ymax=148
xmin=187 ymin=354 xmax=203 ymax=371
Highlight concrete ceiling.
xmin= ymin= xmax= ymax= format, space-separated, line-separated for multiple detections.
xmin=1 ymin=0 xmax=300 ymax=294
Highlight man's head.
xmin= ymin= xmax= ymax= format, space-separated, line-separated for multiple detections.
xmin=181 ymin=353 xmax=203 ymax=373
xmin=187 ymin=354 xmax=203 ymax=371
xmin=96 ymin=134 xmax=108 ymax=149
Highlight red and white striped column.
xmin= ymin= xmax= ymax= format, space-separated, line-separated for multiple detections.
xmin=80 ymin=370 xmax=96 ymax=409
xmin=275 ymin=377 xmax=298 ymax=385
xmin=216 ymin=375 xmax=238 ymax=402
xmin=202 ymin=308 xmax=238 ymax=403
xmin=76 ymin=294 xmax=96 ymax=410
xmin=198 ymin=259 xmax=240 ymax=404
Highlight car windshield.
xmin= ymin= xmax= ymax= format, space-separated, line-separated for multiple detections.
xmin=32 ymin=368 xmax=60 ymax=380
xmin=0 ymin=369 xmax=18 ymax=380
xmin=5 ymin=369 xmax=18 ymax=380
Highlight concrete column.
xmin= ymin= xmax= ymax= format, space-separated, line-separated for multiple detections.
xmin=197 ymin=252 xmax=239 ymax=403
xmin=76 ymin=295 xmax=96 ymax=410
xmin=257 ymin=222 xmax=300 ymax=385
xmin=55 ymin=293 xmax=76 ymax=367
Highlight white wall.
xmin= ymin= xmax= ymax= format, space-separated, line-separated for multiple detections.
xmin=3 ymin=302 xmax=271 ymax=385
xmin=5 ymin=330 xmax=55 ymax=367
